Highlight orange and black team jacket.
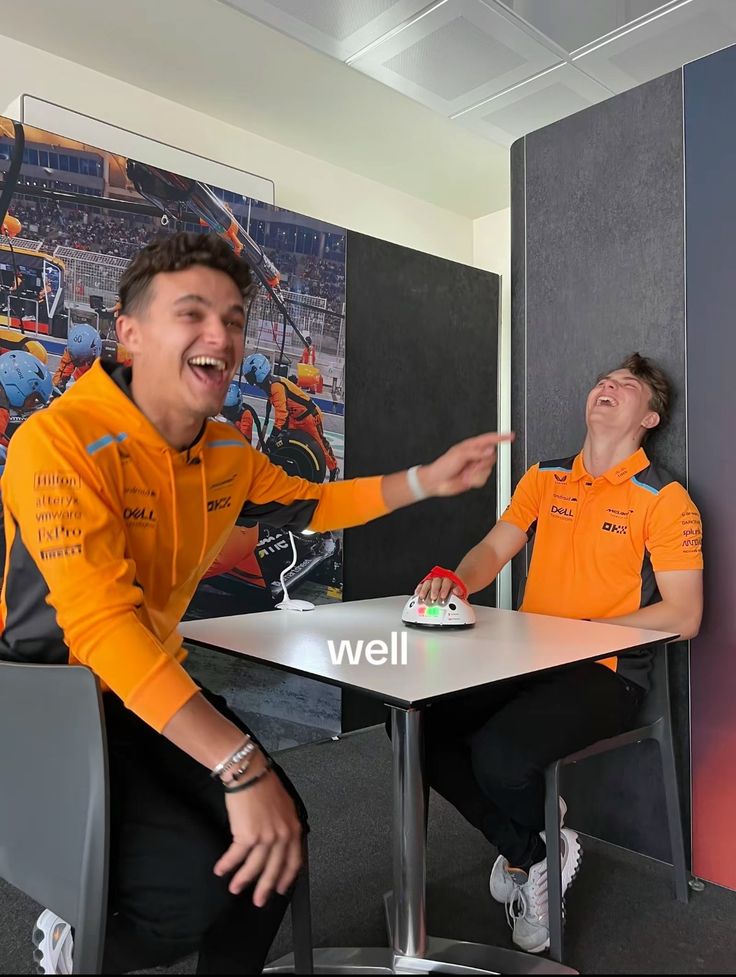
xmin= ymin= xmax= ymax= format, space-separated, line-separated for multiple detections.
xmin=269 ymin=376 xmax=319 ymax=429
xmin=0 ymin=361 xmax=389 ymax=732
xmin=500 ymin=450 xmax=703 ymax=686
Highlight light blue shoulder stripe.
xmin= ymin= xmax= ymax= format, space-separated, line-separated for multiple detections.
xmin=631 ymin=475 xmax=659 ymax=495
xmin=208 ymin=439 xmax=246 ymax=449
xmin=86 ymin=433 xmax=128 ymax=455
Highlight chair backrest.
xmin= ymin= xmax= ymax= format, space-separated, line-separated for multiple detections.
xmin=634 ymin=642 xmax=672 ymax=727
xmin=0 ymin=662 xmax=109 ymax=939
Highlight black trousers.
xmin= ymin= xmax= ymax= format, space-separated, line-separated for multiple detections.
xmin=418 ymin=661 xmax=643 ymax=868
xmin=101 ymin=687 xmax=308 ymax=975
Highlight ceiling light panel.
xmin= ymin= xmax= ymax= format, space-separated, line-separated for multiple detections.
xmin=218 ymin=0 xmax=435 ymax=61
xmin=350 ymin=0 xmax=562 ymax=115
xmin=573 ymin=0 xmax=736 ymax=91
xmin=456 ymin=62 xmax=612 ymax=143
xmin=494 ymin=0 xmax=677 ymax=55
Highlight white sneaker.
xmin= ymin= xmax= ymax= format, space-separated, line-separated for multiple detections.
xmin=489 ymin=797 xmax=568 ymax=904
xmin=489 ymin=856 xmax=526 ymax=904
xmin=509 ymin=827 xmax=582 ymax=954
xmin=32 ymin=910 xmax=73 ymax=975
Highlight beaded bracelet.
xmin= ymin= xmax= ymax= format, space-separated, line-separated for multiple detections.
xmin=222 ymin=758 xmax=274 ymax=794
xmin=210 ymin=737 xmax=255 ymax=780
xmin=224 ymin=755 xmax=255 ymax=785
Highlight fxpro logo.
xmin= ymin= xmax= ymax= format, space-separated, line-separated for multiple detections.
xmin=37 ymin=524 xmax=82 ymax=544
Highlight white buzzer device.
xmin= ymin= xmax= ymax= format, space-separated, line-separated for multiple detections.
xmin=401 ymin=595 xmax=476 ymax=629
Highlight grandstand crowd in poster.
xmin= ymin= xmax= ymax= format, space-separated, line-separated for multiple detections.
xmin=0 ymin=116 xmax=347 ymax=616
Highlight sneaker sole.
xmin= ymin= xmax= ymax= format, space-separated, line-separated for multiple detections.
xmin=32 ymin=909 xmax=69 ymax=975
xmin=560 ymin=828 xmax=582 ymax=897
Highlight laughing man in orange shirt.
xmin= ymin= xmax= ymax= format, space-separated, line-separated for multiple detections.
xmin=416 ymin=353 xmax=703 ymax=954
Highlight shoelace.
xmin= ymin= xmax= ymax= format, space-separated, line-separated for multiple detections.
xmin=505 ymin=890 xmax=521 ymax=930
xmin=506 ymin=863 xmax=550 ymax=928
xmin=504 ymin=830 xmax=571 ymax=931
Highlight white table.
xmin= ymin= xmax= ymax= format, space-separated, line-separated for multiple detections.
xmin=181 ymin=596 xmax=675 ymax=975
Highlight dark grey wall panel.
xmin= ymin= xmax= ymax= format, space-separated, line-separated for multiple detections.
xmin=510 ymin=138 xmax=527 ymax=491
xmin=523 ymin=70 xmax=686 ymax=479
xmin=510 ymin=137 xmax=528 ymax=596
xmin=511 ymin=71 xmax=690 ymax=861
xmin=685 ymin=42 xmax=736 ymax=887
xmin=342 ymin=232 xmax=499 ymax=730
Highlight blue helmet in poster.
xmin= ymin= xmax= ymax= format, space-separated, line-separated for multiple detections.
xmin=224 ymin=381 xmax=242 ymax=409
xmin=0 ymin=444 xmax=7 ymax=479
xmin=68 ymin=323 xmax=101 ymax=366
xmin=243 ymin=353 xmax=271 ymax=386
xmin=0 ymin=350 xmax=54 ymax=410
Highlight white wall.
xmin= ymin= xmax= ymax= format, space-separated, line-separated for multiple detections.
xmin=0 ymin=33 xmax=474 ymax=264
xmin=473 ymin=206 xmax=512 ymax=607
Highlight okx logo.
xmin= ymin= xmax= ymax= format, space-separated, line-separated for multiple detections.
xmin=602 ymin=521 xmax=627 ymax=535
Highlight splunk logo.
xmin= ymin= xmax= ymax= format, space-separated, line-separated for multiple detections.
xmin=327 ymin=631 xmax=408 ymax=666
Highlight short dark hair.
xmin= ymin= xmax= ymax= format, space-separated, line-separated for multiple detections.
xmin=615 ymin=352 xmax=672 ymax=435
xmin=118 ymin=232 xmax=257 ymax=315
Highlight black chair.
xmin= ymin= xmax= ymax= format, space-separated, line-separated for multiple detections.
xmin=0 ymin=662 xmax=110 ymax=974
xmin=544 ymin=643 xmax=689 ymax=962
xmin=0 ymin=661 xmax=314 ymax=974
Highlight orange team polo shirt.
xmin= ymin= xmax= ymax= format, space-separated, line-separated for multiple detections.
xmin=499 ymin=448 xmax=703 ymax=684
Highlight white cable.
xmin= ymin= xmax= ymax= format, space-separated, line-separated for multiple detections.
xmin=278 ymin=531 xmax=299 ymax=603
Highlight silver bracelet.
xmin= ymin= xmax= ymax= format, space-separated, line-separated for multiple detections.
xmin=407 ymin=465 xmax=429 ymax=502
xmin=222 ymin=758 xmax=274 ymax=794
xmin=224 ymin=755 xmax=255 ymax=785
xmin=210 ymin=737 xmax=255 ymax=780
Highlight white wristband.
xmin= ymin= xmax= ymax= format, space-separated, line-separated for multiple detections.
xmin=407 ymin=465 xmax=429 ymax=502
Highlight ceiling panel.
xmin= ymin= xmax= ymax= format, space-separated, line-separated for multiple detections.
xmin=218 ymin=0 xmax=430 ymax=60
xmin=574 ymin=0 xmax=736 ymax=91
xmin=218 ymin=0 xmax=736 ymax=154
xmin=456 ymin=62 xmax=613 ymax=143
xmin=351 ymin=0 xmax=562 ymax=115
xmin=494 ymin=0 xmax=676 ymax=54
